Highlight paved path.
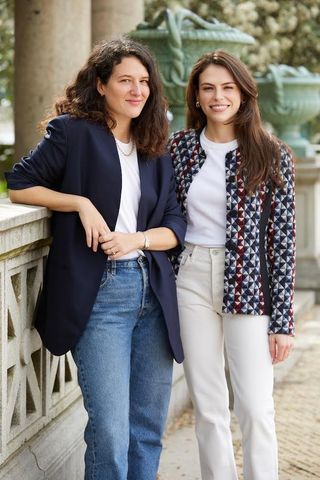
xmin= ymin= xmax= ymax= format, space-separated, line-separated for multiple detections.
xmin=159 ymin=306 xmax=320 ymax=479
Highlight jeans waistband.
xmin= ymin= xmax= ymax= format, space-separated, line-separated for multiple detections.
xmin=184 ymin=242 xmax=225 ymax=259
xmin=105 ymin=255 xmax=148 ymax=271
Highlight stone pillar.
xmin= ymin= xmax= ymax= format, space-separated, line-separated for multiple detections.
xmin=295 ymin=152 xmax=320 ymax=302
xmin=14 ymin=0 xmax=91 ymax=160
xmin=91 ymin=0 xmax=144 ymax=45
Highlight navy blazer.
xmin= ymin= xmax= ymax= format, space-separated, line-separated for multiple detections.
xmin=6 ymin=115 xmax=186 ymax=362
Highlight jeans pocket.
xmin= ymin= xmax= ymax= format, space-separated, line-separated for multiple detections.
xmin=99 ymin=269 xmax=111 ymax=289
xmin=178 ymin=249 xmax=192 ymax=268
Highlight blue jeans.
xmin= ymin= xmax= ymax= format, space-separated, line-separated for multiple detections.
xmin=72 ymin=256 xmax=173 ymax=480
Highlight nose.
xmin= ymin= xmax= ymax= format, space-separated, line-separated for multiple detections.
xmin=130 ymin=82 xmax=141 ymax=96
xmin=213 ymin=87 xmax=224 ymax=100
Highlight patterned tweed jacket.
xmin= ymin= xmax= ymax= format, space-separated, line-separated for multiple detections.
xmin=168 ymin=129 xmax=296 ymax=335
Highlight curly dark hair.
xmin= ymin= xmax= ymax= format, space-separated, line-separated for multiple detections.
xmin=186 ymin=50 xmax=288 ymax=193
xmin=44 ymin=38 xmax=168 ymax=157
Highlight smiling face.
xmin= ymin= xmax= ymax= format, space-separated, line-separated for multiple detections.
xmin=197 ymin=64 xmax=241 ymax=131
xmin=97 ymin=56 xmax=150 ymax=128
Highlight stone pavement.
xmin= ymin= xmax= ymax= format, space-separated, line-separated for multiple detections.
xmin=159 ymin=304 xmax=320 ymax=480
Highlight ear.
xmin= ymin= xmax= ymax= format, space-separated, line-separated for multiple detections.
xmin=96 ymin=78 xmax=105 ymax=97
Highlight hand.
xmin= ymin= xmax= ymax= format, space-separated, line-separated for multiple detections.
xmin=99 ymin=232 xmax=144 ymax=259
xmin=78 ymin=198 xmax=110 ymax=252
xmin=268 ymin=334 xmax=294 ymax=364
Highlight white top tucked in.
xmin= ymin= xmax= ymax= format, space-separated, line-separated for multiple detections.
xmin=114 ymin=139 xmax=142 ymax=259
xmin=185 ymin=129 xmax=238 ymax=247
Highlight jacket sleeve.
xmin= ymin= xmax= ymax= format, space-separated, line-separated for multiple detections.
xmin=160 ymin=157 xmax=187 ymax=255
xmin=5 ymin=116 xmax=67 ymax=190
xmin=267 ymin=145 xmax=296 ymax=335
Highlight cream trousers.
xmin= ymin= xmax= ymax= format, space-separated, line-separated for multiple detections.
xmin=177 ymin=243 xmax=278 ymax=480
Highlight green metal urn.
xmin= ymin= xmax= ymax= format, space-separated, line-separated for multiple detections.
xmin=255 ymin=65 xmax=320 ymax=159
xmin=131 ymin=8 xmax=254 ymax=131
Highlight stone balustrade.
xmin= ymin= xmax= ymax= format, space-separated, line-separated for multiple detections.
xmin=0 ymin=199 xmax=81 ymax=468
xmin=0 ymin=198 xmax=189 ymax=478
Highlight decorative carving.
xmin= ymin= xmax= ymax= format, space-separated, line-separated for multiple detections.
xmin=131 ymin=8 xmax=254 ymax=131
xmin=255 ymin=65 xmax=320 ymax=158
xmin=1 ymin=245 xmax=80 ymax=463
xmin=6 ymin=256 xmax=43 ymax=447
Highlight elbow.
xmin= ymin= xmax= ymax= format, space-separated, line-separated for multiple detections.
xmin=8 ymin=189 xmax=20 ymax=203
xmin=8 ymin=189 xmax=27 ymax=204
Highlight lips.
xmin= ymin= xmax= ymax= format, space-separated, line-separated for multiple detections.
xmin=209 ymin=105 xmax=229 ymax=112
xmin=127 ymin=100 xmax=143 ymax=106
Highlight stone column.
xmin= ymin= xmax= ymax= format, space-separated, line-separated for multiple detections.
xmin=91 ymin=0 xmax=144 ymax=45
xmin=295 ymin=152 xmax=320 ymax=302
xmin=14 ymin=0 xmax=91 ymax=160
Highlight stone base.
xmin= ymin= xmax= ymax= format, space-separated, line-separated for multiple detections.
xmin=296 ymin=258 xmax=320 ymax=303
xmin=0 ymin=398 xmax=86 ymax=480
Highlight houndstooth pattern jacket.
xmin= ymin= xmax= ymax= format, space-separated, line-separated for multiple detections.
xmin=168 ymin=128 xmax=296 ymax=335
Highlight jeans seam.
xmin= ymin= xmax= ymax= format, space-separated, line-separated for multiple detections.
xmin=77 ymin=350 xmax=97 ymax=480
xmin=138 ymin=258 xmax=147 ymax=317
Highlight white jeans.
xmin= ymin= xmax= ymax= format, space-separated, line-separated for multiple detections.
xmin=177 ymin=243 xmax=278 ymax=480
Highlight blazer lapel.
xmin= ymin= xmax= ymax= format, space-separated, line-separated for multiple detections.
xmin=137 ymin=154 xmax=150 ymax=231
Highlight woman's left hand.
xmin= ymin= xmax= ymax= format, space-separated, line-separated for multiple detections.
xmin=268 ymin=334 xmax=294 ymax=364
xmin=99 ymin=232 xmax=143 ymax=259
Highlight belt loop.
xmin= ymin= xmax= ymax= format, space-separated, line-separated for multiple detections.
xmin=111 ymin=259 xmax=116 ymax=275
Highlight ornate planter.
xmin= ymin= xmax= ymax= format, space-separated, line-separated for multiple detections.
xmin=131 ymin=8 xmax=254 ymax=131
xmin=255 ymin=65 xmax=320 ymax=159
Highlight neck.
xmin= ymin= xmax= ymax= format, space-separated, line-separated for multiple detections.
xmin=111 ymin=118 xmax=132 ymax=143
xmin=205 ymin=122 xmax=236 ymax=143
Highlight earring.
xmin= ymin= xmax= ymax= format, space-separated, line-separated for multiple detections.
xmin=196 ymin=101 xmax=200 ymax=108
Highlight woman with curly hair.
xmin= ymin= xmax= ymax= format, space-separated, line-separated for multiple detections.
xmin=6 ymin=38 xmax=186 ymax=480
xmin=168 ymin=50 xmax=295 ymax=480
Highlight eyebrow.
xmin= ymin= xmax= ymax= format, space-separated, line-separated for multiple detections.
xmin=117 ymin=74 xmax=150 ymax=79
xmin=200 ymin=81 xmax=236 ymax=86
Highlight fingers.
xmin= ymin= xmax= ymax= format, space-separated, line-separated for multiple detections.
xmin=101 ymin=243 xmax=121 ymax=259
xmin=85 ymin=227 xmax=110 ymax=252
xmin=268 ymin=335 xmax=277 ymax=364
xmin=269 ymin=334 xmax=294 ymax=364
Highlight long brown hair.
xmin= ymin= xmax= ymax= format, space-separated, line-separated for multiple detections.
xmin=186 ymin=50 xmax=285 ymax=193
xmin=44 ymin=38 xmax=168 ymax=156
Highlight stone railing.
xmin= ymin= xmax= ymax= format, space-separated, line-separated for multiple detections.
xmin=0 ymin=199 xmax=82 ymax=476
xmin=0 ymin=198 xmax=189 ymax=478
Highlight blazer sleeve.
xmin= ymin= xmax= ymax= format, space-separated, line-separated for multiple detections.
xmin=160 ymin=158 xmax=187 ymax=255
xmin=5 ymin=116 xmax=67 ymax=190
xmin=267 ymin=145 xmax=296 ymax=335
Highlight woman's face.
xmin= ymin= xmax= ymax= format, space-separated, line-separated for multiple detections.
xmin=197 ymin=64 xmax=241 ymax=128
xmin=97 ymin=56 xmax=150 ymax=126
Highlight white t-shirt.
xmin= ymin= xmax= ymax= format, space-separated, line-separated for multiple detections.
xmin=114 ymin=139 xmax=141 ymax=259
xmin=185 ymin=129 xmax=238 ymax=247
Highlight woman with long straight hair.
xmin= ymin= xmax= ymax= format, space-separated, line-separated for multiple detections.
xmin=6 ymin=38 xmax=186 ymax=480
xmin=168 ymin=50 xmax=295 ymax=480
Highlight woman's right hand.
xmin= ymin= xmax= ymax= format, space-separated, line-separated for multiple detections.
xmin=78 ymin=198 xmax=110 ymax=252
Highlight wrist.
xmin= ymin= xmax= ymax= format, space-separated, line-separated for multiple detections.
xmin=76 ymin=196 xmax=90 ymax=213
xmin=138 ymin=231 xmax=150 ymax=250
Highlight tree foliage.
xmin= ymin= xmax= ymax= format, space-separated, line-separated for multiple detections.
xmin=145 ymin=0 xmax=320 ymax=73
xmin=0 ymin=0 xmax=14 ymax=103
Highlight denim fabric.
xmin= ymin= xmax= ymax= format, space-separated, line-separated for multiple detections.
xmin=72 ymin=256 xmax=173 ymax=480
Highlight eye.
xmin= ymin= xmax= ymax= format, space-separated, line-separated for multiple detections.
xmin=203 ymin=86 xmax=213 ymax=91
xmin=140 ymin=79 xmax=149 ymax=84
xmin=224 ymin=85 xmax=234 ymax=90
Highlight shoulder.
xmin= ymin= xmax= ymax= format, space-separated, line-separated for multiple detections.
xmin=47 ymin=114 xmax=105 ymax=136
xmin=168 ymin=128 xmax=198 ymax=149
